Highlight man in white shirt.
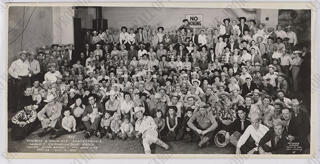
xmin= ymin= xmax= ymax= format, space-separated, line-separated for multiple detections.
xmin=198 ymin=29 xmax=207 ymax=47
xmin=138 ymin=44 xmax=148 ymax=60
xmin=263 ymin=65 xmax=278 ymax=87
xmin=9 ymin=51 xmax=31 ymax=109
xmin=236 ymin=112 xmax=269 ymax=154
xmin=44 ymin=63 xmax=62 ymax=84
xmin=286 ymin=26 xmax=297 ymax=49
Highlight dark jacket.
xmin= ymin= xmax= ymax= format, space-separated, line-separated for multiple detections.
xmin=238 ymin=23 xmax=250 ymax=36
xmin=259 ymin=128 xmax=289 ymax=154
xmin=241 ymin=82 xmax=258 ymax=96
xmin=227 ymin=118 xmax=251 ymax=134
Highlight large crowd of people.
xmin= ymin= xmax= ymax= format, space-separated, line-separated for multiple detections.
xmin=8 ymin=16 xmax=311 ymax=154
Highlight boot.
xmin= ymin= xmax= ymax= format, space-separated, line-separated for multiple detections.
xmin=155 ymin=139 xmax=169 ymax=150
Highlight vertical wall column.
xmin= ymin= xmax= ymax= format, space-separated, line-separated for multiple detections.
xmin=52 ymin=7 xmax=75 ymax=44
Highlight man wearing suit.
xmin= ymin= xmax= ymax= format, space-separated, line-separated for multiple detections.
xmin=224 ymin=106 xmax=251 ymax=147
xmin=259 ymin=119 xmax=289 ymax=154
xmin=226 ymin=37 xmax=239 ymax=52
xmin=66 ymin=44 xmax=75 ymax=64
xmin=82 ymin=94 xmax=104 ymax=138
xmin=282 ymin=100 xmax=310 ymax=153
xmin=192 ymin=31 xmax=199 ymax=46
xmin=241 ymin=77 xmax=258 ymax=97
xmin=83 ymin=44 xmax=91 ymax=58
xmin=238 ymin=17 xmax=250 ymax=36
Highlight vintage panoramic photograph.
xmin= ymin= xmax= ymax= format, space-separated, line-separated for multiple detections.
xmin=7 ymin=3 xmax=312 ymax=156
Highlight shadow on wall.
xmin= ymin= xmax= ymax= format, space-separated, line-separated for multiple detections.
xmin=8 ymin=7 xmax=53 ymax=65
xmin=278 ymin=9 xmax=311 ymax=44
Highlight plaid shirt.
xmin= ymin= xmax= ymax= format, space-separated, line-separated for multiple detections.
xmin=12 ymin=109 xmax=37 ymax=124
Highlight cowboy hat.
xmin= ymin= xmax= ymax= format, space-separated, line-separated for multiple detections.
xmin=268 ymin=64 xmax=276 ymax=70
xmin=191 ymin=79 xmax=201 ymax=86
xmin=256 ymin=36 xmax=264 ymax=41
xmin=134 ymin=106 xmax=145 ymax=114
xmin=223 ymin=18 xmax=231 ymax=23
xmin=19 ymin=51 xmax=28 ymax=56
xmin=44 ymin=94 xmax=56 ymax=103
xmin=293 ymin=50 xmax=302 ymax=54
xmin=238 ymin=17 xmax=247 ymax=22
xmin=218 ymin=91 xmax=230 ymax=99
xmin=166 ymin=106 xmax=178 ymax=113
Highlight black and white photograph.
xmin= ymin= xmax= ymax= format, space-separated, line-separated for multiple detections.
xmin=6 ymin=2 xmax=313 ymax=156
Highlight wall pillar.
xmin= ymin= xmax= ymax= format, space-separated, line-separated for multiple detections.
xmin=52 ymin=7 xmax=74 ymax=44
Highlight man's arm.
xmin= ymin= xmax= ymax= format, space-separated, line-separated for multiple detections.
xmin=49 ymin=103 xmax=62 ymax=121
xmin=26 ymin=110 xmax=37 ymax=124
xmin=37 ymin=105 xmax=47 ymax=121
xmin=8 ymin=61 xmax=18 ymax=79
xmin=187 ymin=113 xmax=199 ymax=132
xmin=237 ymin=126 xmax=251 ymax=149
xmin=204 ymin=115 xmax=218 ymax=134
xmin=61 ymin=118 xmax=71 ymax=131
xmin=258 ymin=129 xmax=273 ymax=152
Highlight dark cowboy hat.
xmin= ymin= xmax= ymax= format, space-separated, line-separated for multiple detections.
xmin=274 ymin=100 xmax=285 ymax=108
xmin=241 ymin=40 xmax=248 ymax=44
xmin=276 ymin=89 xmax=286 ymax=95
xmin=218 ymin=91 xmax=230 ymax=99
xmin=23 ymin=98 xmax=35 ymax=107
xmin=121 ymin=26 xmax=128 ymax=31
xmin=166 ymin=106 xmax=178 ymax=113
xmin=236 ymin=105 xmax=249 ymax=114
xmin=238 ymin=17 xmax=247 ymax=22
xmin=249 ymin=19 xmax=256 ymax=25
xmin=223 ymin=18 xmax=231 ymax=23
xmin=276 ymin=37 xmax=283 ymax=42
xmin=183 ymin=19 xmax=189 ymax=23
xmin=157 ymin=26 xmax=164 ymax=31
xmin=137 ymin=27 xmax=144 ymax=30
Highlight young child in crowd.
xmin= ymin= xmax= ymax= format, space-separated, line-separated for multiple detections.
xmin=177 ymin=107 xmax=194 ymax=142
xmin=50 ymin=110 xmax=76 ymax=139
xmin=120 ymin=115 xmax=134 ymax=140
xmin=99 ymin=112 xmax=113 ymax=138
xmin=110 ymin=112 xmax=122 ymax=139
xmin=154 ymin=110 xmax=166 ymax=139
xmin=164 ymin=106 xmax=179 ymax=141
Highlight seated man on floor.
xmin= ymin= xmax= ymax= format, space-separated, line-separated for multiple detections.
xmin=37 ymin=93 xmax=62 ymax=137
xmin=236 ymin=112 xmax=269 ymax=154
xmin=82 ymin=94 xmax=104 ymax=138
xmin=134 ymin=106 xmax=169 ymax=154
xmin=11 ymin=99 xmax=38 ymax=140
xmin=258 ymin=118 xmax=289 ymax=154
xmin=187 ymin=104 xmax=218 ymax=148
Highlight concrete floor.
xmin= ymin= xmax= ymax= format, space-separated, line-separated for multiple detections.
xmin=8 ymin=129 xmax=235 ymax=154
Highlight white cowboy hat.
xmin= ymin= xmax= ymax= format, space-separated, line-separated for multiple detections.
xmin=134 ymin=106 xmax=145 ymax=114
xmin=44 ymin=94 xmax=55 ymax=103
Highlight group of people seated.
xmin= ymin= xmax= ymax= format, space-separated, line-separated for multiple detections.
xmin=8 ymin=16 xmax=310 ymax=154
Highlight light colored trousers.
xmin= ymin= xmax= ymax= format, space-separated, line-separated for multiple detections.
xmin=142 ymin=129 xmax=158 ymax=154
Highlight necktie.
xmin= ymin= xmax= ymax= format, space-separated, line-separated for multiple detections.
xmin=275 ymin=136 xmax=280 ymax=146
xmin=241 ymin=120 xmax=244 ymax=130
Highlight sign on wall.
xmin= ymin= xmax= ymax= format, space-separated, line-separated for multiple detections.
xmin=185 ymin=14 xmax=203 ymax=28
